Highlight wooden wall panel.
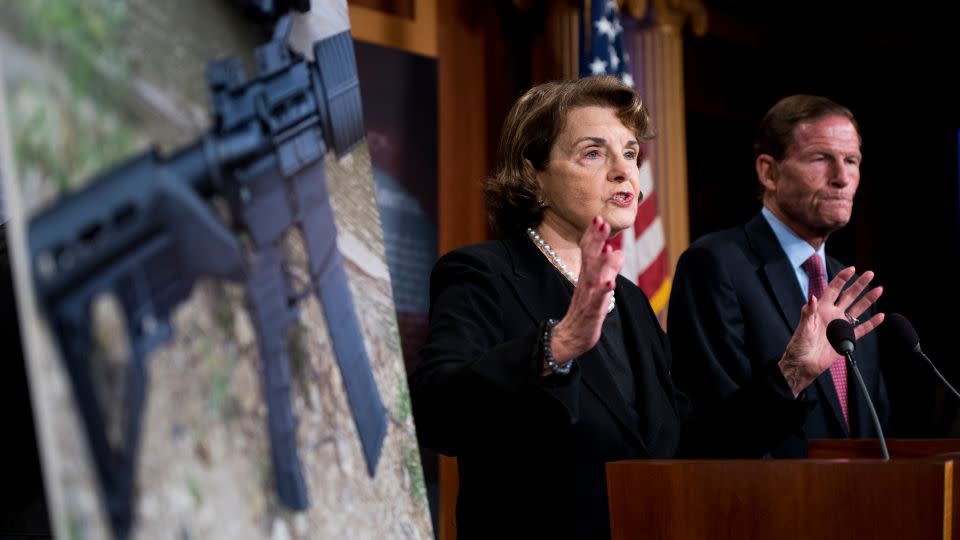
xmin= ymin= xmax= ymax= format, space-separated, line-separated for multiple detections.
xmin=437 ymin=1 xmax=493 ymax=254
xmin=348 ymin=0 xmax=436 ymax=58
xmin=349 ymin=0 xmax=414 ymax=19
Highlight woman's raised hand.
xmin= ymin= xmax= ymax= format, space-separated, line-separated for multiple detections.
xmin=548 ymin=217 xmax=623 ymax=368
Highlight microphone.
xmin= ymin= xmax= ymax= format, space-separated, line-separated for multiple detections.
xmin=884 ymin=313 xmax=960 ymax=401
xmin=826 ymin=319 xmax=890 ymax=460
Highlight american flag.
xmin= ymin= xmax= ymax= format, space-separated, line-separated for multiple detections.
xmin=581 ymin=0 xmax=671 ymax=313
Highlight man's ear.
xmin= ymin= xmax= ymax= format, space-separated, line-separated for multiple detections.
xmin=756 ymin=154 xmax=778 ymax=192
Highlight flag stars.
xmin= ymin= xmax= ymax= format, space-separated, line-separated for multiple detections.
xmin=594 ymin=16 xmax=617 ymax=41
xmin=608 ymin=46 xmax=620 ymax=70
xmin=589 ymin=57 xmax=609 ymax=75
xmin=584 ymin=2 xmax=630 ymax=82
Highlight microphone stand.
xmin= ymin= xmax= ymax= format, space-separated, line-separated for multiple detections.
xmin=843 ymin=351 xmax=890 ymax=460
xmin=916 ymin=348 xmax=960 ymax=401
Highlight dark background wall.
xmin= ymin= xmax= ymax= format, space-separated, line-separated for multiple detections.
xmin=685 ymin=1 xmax=960 ymax=435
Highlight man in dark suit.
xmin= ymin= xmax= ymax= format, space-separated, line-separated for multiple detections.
xmin=668 ymin=94 xmax=889 ymax=457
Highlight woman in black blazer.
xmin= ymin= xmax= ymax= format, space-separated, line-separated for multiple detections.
xmin=409 ymin=76 xmax=884 ymax=540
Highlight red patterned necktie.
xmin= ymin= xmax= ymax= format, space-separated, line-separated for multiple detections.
xmin=801 ymin=253 xmax=849 ymax=430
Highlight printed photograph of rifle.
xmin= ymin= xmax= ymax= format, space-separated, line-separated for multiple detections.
xmin=0 ymin=1 xmax=431 ymax=539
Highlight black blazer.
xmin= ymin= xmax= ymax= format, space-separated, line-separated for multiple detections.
xmin=411 ymin=232 xmax=809 ymax=539
xmin=668 ymin=212 xmax=890 ymax=457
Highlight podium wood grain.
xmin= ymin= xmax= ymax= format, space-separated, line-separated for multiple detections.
xmin=607 ymin=459 xmax=955 ymax=540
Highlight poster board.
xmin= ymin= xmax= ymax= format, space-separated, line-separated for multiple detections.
xmin=0 ymin=0 xmax=432 ymax=538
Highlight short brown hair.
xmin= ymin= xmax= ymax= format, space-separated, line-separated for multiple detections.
xmin=483 ymin=75 xmax=653 ymax=235
xmin=754 ymin=94 xmax=861 ymax=161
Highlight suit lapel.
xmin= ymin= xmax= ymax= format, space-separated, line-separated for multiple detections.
xmin=500 ymin=234 xmax=570 ymax=324
xmin=500 ymin=235 xmax=649 ymax=451
xmin=744 ymin=214 xmax=805 ymax=331
xmin=578 ymin=316 xmax=651 ymax=451
xmin=615 ymin=279 xmax=667 ymax=446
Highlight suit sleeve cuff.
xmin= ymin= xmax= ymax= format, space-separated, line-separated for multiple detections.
xmin=765 ymin=359 xmax=816 ymax=409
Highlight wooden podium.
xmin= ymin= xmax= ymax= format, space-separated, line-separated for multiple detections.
xmin=606 ymin=440 xmax=960 ymax=540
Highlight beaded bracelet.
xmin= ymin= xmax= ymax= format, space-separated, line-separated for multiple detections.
xmin=542 ymin=318 xmax=572 ymax=375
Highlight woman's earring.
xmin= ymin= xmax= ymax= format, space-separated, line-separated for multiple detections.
xmin=537 ymin=199 xmax=546 ymax=208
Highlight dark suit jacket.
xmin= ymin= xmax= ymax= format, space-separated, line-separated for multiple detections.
xmin=410 ymin=232 xmax=810 ymax=540
xmin=668 ymin=212 xmax=890 ymax=458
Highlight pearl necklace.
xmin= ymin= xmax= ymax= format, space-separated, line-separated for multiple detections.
xmin=527 ymin=228 xmax=615 ymax=313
